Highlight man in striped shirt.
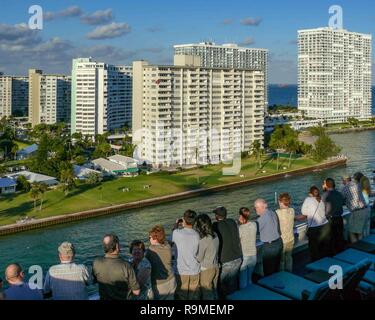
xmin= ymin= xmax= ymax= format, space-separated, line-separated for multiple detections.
xmin=44 ymin=242 xmax=91 ymax=300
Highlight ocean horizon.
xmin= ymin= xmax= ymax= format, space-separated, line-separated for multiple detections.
xmin=269 ymin=84 xmax=375 ymax=114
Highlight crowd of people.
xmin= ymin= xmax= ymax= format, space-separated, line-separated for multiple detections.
xmin=0 ymin=172 xmax=373 ymax=301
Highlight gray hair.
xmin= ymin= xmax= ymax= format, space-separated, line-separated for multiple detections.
xmin=254 ymin=198 xmax=267 ymax=208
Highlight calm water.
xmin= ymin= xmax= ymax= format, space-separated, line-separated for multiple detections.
xmin=268 ymin=84 xmax=375 ymax=113
xmin=0 ymin=130 xmax=374 ymax=291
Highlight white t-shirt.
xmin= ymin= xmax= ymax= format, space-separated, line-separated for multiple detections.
xmin=301 ymin=196 xmax=328 ymax=228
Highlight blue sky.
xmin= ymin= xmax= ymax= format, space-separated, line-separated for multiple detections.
xmin=1 ymin=0 xmax=375 ymax=83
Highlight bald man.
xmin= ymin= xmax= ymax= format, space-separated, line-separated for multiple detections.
xmin=254 ymin=199 xmax=283 ymax=276
xmin=92 ymin=234 xmax=140 ymax=300
xmin=4 ymin=263 xmax=43 ymax=300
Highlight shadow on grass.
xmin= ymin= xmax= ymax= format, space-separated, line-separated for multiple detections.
xmin=0 ymin=199 xmax=34 ymax=223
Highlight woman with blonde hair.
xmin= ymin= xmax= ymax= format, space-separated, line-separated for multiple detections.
xmin=276 ymin=193 xmax=295 ymax=272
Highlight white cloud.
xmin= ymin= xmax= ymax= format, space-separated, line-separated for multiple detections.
xmin=87 ymin=22 xmax=131 ymax=40
xmin=80 ymin=9 xmax=114 ymax=25
xmin=44 ymin=6 xmax=83 ymax=21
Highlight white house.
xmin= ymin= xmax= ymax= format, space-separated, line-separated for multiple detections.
xmin=108 ymin=155 xmax=138 ymax=169
xmin=0 ymin=178 xmax=17 ymax=194
xmin=92 ymin=157 xmax=138 ymax=176
xmin=7 ymin=171 xmax=58 ymax=186
xmin=73 ymin=165 xmax=102 ymax=180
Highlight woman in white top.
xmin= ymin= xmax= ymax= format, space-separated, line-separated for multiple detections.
xmin=297 ymin=186 xmax=331 ymax=262
xmin=276 ymin=193 xmax=295 ymax=272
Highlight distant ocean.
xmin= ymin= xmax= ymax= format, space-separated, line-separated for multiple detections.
xmin=268 ymin=84 xmax=375 ymax=114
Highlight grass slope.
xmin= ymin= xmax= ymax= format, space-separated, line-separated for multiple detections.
xmin=0 ymin=156 xmax=317 ymax=226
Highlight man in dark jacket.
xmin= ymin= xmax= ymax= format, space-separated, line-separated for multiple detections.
xmin=322 ymin=178 xmax=345 ymax=255
xmin=212 ymin=206 xmax=242 ymax=299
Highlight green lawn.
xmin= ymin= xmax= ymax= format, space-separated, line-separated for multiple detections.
xmin=0 ymin=156 xmax=318 ymax=226
xmin=14 ymin=140 xmax=31 ymax=150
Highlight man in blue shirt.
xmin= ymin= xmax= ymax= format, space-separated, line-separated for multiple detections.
xmin=254 ymin=199 xmax=283 ymax=276
xmin=4 ymin=263 xmax=43 ymax=300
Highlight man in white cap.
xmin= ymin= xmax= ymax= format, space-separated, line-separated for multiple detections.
xmin=44 ymin=242 xmax=91 ymax=300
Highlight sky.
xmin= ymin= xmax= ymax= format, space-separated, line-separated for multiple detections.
xmin=1 ymin=0 xmax=375 ymax=84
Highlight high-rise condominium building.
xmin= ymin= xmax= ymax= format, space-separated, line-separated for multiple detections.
xmin=28 ymin=69 xmax=71 ymax=126
xmin=132 ymin=55 xmax=265 ymax=168
xmin=174 ymin=42 xmax=268 ymax=108
xmin=298 ymin=28 xmax=372 ymax=121
xmin=71 ymin=58 xmax=132 ymax=136
xmin=0 ymin=75 xmax=28 ymax=117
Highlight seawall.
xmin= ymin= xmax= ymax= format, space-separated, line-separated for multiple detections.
xmin=0 ymin=158 xmax=347 ymax=237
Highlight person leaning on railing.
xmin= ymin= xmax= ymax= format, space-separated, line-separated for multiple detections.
xmin=296 ymin=186 xmax=331 ymax=262
xmin=275 ymin=193 xmax=295 ymax=273
xmin=254 ymin=199 xmax=283 ymax=277
xmin=146 ymin=225 xmax=177 ymax=300
xmin=43 ymin=242 xmax=92 ymax=300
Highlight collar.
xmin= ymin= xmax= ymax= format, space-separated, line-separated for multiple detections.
xmin=10 ymin=281 xmax=25 ymax=287
xmin=104 ymin=253 xmax=120 ymax=259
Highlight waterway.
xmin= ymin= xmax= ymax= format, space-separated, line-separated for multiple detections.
xmin=0 ymin=131 xmax=374 ymax=294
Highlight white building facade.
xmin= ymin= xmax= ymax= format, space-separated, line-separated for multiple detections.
xmin=132 ymin=56 xmax=265 ymax=168
xmin=0 ymin=75 xmax=29 ymax=117
xmin=174 ymin=42 xmax=268 ymax=108
xmin=71 ymin=58 xmax=132 ymax=136
xmin=28 ymin=69 xmax=71 ymax=126
xmin=298 ymin=28 xmax=372 ymax=121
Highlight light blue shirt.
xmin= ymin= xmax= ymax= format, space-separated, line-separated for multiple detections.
xmin=172 ymin=228 xmax=200 ymax=275
xmin=257 ymin=209 xmax=281 ymax=243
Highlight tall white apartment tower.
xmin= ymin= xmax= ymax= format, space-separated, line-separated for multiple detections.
xmin=71 ymin=58 xmax=132 ymax=136
xmin=132 ymin=55 xmax=265 ymax=168
xmin=28 ymin=69 xmax=71 ymax=126
xmin=174 ymin=42 xmax=268 ymax=109
xmin=0 ymin=75 xmax=29 ymax=117
xmin=298 ymin=28 xmax=372 ymax=121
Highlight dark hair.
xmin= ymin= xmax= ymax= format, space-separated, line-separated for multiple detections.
xmin=213 ymin=206 xmax=227 ymax=219
xmin=130 ymin=240 xmax=145 ymax=254
xmin=183 ymin=209 xmax=197 ymax=226
xmin=353 ymin=172 xmax=364 ymax=183
xmin=102 ymin=234 xmax=119 ymax=254
xmin=149 ymin=225 xmax=166 ymax=244
xmin=309 ymin=185 xmax=321 ymax=202
xmin=279 ymin=193 xmax=291 ymax=206
xmin=194 ymin=214 xmax=214 ymax=239
xmin=325 ymin=178 xmax=336 ymax=189
xmin=239 ymin=207 xmax=251 ymax=222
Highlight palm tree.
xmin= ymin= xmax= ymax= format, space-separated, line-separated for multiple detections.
xmin=11 ymin=144 xmax=19 ymax=160
xmin=60 ymin=168 xmax=76 ymax=196
xmin=251 ymin=140 xmax=264 ymax=169
xmin=285 ymin=138 xmax=299 ymax=169
xmin=30 ymin=184 xmax=41 ymax=211
xmin=38 ymin=183 xmax=48 ymax=211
